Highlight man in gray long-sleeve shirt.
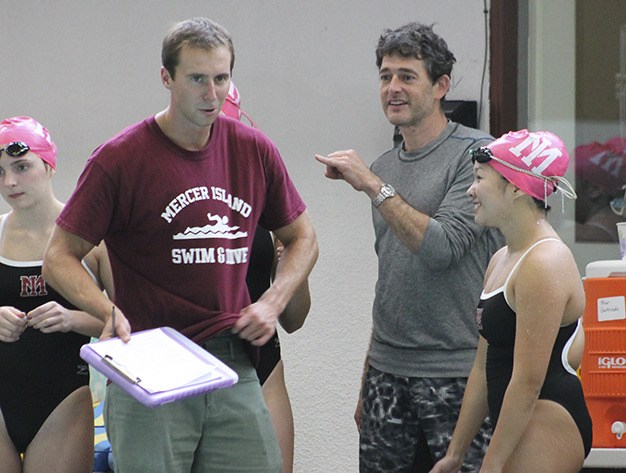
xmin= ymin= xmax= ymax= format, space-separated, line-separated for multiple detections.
xmin=316 ymin=22 xmax=504 ymax=472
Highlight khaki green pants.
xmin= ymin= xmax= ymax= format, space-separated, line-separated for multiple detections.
xmin=104 ymin=334 xmax=281 ymax=473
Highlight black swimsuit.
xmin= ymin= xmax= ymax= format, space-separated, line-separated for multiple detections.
xmin=0 ymin=258 xmax=89 ymax=453
xmin=246 ymin=226 xmax=281 ymax=385
xmin=477 ymin=238 xmax=592 ymax=457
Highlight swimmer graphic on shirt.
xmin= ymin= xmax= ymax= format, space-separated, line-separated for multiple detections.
xmin=173 ymin=213 xmax=248 ymax=240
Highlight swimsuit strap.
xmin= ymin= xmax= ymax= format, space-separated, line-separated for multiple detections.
xmin=502 ymin=237 xmax=562 ymax=306
xmin=0 ymin=213 xmax=7 ymax=241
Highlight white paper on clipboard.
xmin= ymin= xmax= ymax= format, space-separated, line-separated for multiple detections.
xmin=88 ymin=328 xmax=220 ymax=393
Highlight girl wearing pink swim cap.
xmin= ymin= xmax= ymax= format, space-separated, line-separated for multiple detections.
xmin=432 ymin=130 xmax=591 ymax=473
xmin=0 ymin=116 xmax=114 ymax=472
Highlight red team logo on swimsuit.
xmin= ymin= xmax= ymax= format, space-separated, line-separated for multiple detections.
xmin=20 ymin=275 xmax=48 ymax=297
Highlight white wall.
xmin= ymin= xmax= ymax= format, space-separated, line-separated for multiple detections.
xmin=0 ymin=2 xmax=574 ymax=472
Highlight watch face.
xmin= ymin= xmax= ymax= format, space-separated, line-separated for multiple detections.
xmin=373 ymin=184 xmax=395 ymax=207
xmin=383 ymin=184 xmax=395 ymax=197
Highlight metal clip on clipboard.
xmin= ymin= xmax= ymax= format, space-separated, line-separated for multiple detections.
xmin=102 ymin=354 xmax=142 ymax=385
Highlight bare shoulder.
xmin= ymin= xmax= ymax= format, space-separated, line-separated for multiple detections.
xmin=524 ymin=239 xmax=578 ymax=275
xmin=515 ymin=239 xmax=583 ymax=302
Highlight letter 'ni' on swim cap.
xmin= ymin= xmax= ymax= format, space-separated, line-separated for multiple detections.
xmin=485 ymin=129 xmax=572 ymax=202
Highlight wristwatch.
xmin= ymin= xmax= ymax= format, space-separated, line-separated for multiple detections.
xmin=372 ymin=183 xmax=396 ymax=208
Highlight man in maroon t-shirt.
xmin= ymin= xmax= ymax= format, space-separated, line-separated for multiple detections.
xmin=43 ymin=17 xmax=317 ymax=473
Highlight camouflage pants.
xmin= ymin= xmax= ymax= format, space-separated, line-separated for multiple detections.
xmin=359 ymin=366 xmax=491 ymax=473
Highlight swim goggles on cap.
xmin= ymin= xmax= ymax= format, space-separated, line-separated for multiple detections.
xmin=470 ymin=146 xmax=577 ymax=208
xmin=0 ymin=141 xmax=30 ymax=158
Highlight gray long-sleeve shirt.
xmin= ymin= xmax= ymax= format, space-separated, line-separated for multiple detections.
xmin=368 ymin=121 xmax=504 ymax=378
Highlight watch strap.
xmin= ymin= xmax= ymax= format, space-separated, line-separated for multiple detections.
xmin=372 ymin=183 xmax=396 ymax=208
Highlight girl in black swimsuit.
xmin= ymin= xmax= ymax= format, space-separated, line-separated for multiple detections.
xmin=0 ymin=116 xmax=114 ymax=473
xmin=246 ymin=226 xmax=311 ymax=473
xmin=431 ymin=130 xmax=591 ymax=473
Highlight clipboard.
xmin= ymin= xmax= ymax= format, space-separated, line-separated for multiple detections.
xmin=80 ymin=327 xmax=238 ymax=408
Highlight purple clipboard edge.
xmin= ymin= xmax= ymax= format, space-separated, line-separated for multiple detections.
xmin=80 ymin=327 xmax=239 ymax=408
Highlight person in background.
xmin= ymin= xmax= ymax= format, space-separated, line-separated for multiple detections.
xmin=221 ymin=80 xmax=311 ymax=473
xmin=574 ymin=138 xmax=626 ymax=242
xmin=315 ymin=22 xmax=503 ymax=472
xmin=431 ymin=129 xmax=591 ymax=473
xmin=0 ymin=116 xmax=112 ymax=473
xmin=42 ymin=17 xmax=317 ymax=473
xmin=247 ymin=226 xmax=310 ymax=473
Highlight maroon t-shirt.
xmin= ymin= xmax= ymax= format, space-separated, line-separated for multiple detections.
xmin=57 ymin=115 xmax=305 ymax=342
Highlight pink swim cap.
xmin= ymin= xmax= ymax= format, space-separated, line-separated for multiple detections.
xmin=221 ymin=82 xmax=242 ymax=120
xmin=220 ymin=82 xmax=256 ymax=127
xmin=484 ymin=129 xmax=573 ymax=202
xmin=0 ymin=116 xmax=57 ymax=169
